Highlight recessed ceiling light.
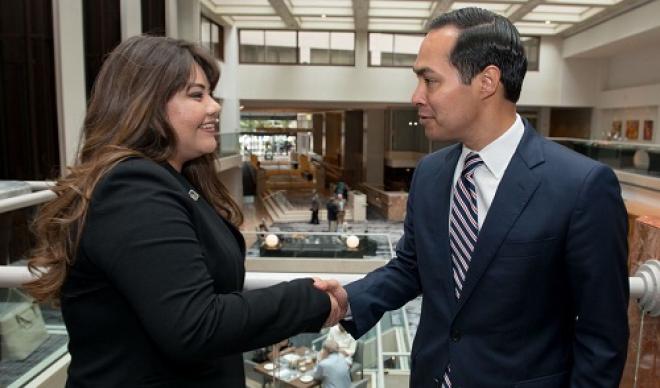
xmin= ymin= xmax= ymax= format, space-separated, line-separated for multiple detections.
xmin=321 ymin=14 xmax=327 ymax=19
xmin=545 ymin=20 xmax=551 ymax=24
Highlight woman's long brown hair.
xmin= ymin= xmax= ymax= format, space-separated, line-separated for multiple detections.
xmin=25 ymin=36 xmax=243 ymax=303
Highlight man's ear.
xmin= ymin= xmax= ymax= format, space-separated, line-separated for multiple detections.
xmin=479 ymin=65 xmax=501 ymax=99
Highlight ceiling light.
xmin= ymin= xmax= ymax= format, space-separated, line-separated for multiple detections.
xmin=321 ymin=14 xmax=327 ymax=19
xmin=545 ymin=20 xmax=551 ymax=24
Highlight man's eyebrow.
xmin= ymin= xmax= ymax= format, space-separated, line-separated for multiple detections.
xmin=413 ymin=67 xmax=433 ymax=76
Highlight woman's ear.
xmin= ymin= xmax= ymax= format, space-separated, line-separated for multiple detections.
xmin=480 ymin=65 xmax=501 ymax=99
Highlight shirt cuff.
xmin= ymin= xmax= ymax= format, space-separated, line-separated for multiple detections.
xmin=344 ymin=305 xmax=353 ymax=320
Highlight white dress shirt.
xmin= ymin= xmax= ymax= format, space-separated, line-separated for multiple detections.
xmin=450 ymin=114 xmax=525 ymax=229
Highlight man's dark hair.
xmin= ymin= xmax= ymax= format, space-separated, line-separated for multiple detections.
xmin=428 ymin=7 xmax=527 ymax=102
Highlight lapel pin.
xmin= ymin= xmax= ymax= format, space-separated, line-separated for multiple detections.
xmin=188 ymin=189 xmax=199 ymax=201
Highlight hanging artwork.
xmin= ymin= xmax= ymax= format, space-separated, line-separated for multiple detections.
xmin=643 ymin=120 xmax=654 ymax=141
xmin=626 ymin=120 xmax=639 ymax=140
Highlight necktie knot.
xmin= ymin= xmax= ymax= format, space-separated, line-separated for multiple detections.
xmin=462 ymin=152 xmax=483 ymax=177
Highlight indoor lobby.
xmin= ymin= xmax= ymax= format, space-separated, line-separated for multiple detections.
xmin=1 ymin=0 xmax=660 ymax=387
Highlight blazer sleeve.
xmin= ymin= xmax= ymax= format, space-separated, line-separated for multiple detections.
xmin=341 ymin=158 xmax=423 ymax=338
xmin=565 ymin=164 xmax=629 ymax=387
xmin=82 ymin=161 xmax=330 ymax=362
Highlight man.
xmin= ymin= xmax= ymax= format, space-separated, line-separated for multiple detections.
xmin=336 ymin=194 xmax=346 ymax=230
xmin=313 ymin=340 xmax=351 ymax=388
xmin=326 ymin=197 xmax=339 ymax=232
xmin=311 ymin=191 xmax=320 ymax=224
xmin=318 ymin=7 xmax=629 ymax=388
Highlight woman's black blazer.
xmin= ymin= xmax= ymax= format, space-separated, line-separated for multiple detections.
xmin=61 ymin=158 xmax=330 ymax=387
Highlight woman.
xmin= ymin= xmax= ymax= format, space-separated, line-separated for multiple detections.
xmin=25 ymin=36 xmax=337 ymax=387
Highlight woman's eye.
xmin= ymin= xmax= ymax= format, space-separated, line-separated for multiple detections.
xmin=190 ymin=93 xmax=204 ymax=100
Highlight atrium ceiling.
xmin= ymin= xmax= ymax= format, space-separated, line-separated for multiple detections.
xmin=203 ymin=0 xmax=653 ymax=36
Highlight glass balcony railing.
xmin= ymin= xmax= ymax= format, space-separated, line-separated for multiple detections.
xmin=0 ymin=296 xmax=68 ymax=388
xmin=243 ymin=231 xmax=395 ymax=260
xmin=550 ymin=137 xmax=660 ymax=179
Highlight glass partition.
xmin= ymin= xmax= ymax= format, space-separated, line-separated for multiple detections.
xmin=0 ymin=297 xmax=67 ymax=388
xmin=264 ymin=30 xmax=297 ymax=64
xmin=369 ymin=32 xmax=423 ymax=67
xmin=0 ymin=190 xmax=68 ymax=387
xmin=243 ymin=230 xmax=394 ymax=260
xmin=551 ymin=138 xmax=660 ymax=178
xmin=521 ymin=36 xmax=540 ymax=71
xmin=240 ymin=29 xmax=355 ymax=65
xmin=299 ymin=31 xmax=330 ymax=64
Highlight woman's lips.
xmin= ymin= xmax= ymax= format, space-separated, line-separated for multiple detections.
xmin=198 ymin=122 xmax=218 ymax=133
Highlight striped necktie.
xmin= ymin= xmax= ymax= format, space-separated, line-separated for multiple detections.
xmin=443 ymin=151 xmax=483 ymax=388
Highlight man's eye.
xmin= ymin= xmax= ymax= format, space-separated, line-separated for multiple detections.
xmin=424 ymin=78 xmax=435 ymax=85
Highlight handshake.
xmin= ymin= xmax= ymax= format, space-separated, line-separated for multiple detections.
xmin=313 ymin=278 xmax=349 ymax=328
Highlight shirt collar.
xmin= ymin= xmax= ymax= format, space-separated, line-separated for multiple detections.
xmin=461 ymin=114 xmax=524 ymax=179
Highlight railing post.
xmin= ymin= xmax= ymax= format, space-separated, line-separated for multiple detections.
xmin=633 ymin=259 xmax=660 ymax=317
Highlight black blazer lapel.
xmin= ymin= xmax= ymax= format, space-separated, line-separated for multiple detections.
xmin=453 ymin=125 xmax=544 ymax=316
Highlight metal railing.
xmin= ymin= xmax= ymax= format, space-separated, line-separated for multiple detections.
xmin=0 ymin=184 xmax=55 ymax=214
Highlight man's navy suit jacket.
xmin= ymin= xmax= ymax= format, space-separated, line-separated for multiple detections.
xmin=342 ymin=123 xmax=629 ymax=387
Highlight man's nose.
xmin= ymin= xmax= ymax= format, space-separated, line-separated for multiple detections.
xmin=411 ymin=83 xmax=425 ymax=106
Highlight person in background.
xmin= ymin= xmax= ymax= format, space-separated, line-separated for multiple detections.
xmin=24 ymin=35 xmax=344 ymax=387
xmin=258 ymin=217 xmax=269 ymax=232
xmin=335 ymin=181 xmax=349 ymax=202
xmin=310 ymin=191 xmax=320 ymax=224
xmin=313 ymin=340 xmax=351 ymax=388
xmin=267 ymin=338 xmax=295 ymax=361
xmin=326 ymin=197 xmax=339 ymax=233
xmin=325 ymin=324 xmax=356 ymax=364
xmin=336 ymin=194 xmax=346 ymax=229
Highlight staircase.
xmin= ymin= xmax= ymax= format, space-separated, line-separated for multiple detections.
xmin=260 ymin=190 xmax=353 ymax=223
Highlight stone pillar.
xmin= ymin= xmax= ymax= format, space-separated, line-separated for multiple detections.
xmin=621 ymin=216 xmax=660 ymax=387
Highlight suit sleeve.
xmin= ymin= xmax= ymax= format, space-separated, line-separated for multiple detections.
xmin=565 ymin=164 xmax=629 ymax=387
xmin=83 ymin=161 xmax=330 ymax=362
xmin=341 ymin=159 xmax=423 ymax=338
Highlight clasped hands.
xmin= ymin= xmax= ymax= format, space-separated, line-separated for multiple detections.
xmin=313 ymin=278 xmax=348 ymax=327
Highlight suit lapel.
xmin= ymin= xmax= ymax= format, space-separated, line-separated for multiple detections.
xmin=453 ymin=125 xmax=544 ymax=316
xmin=433 ymin=145 xmax=462 ymax=306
